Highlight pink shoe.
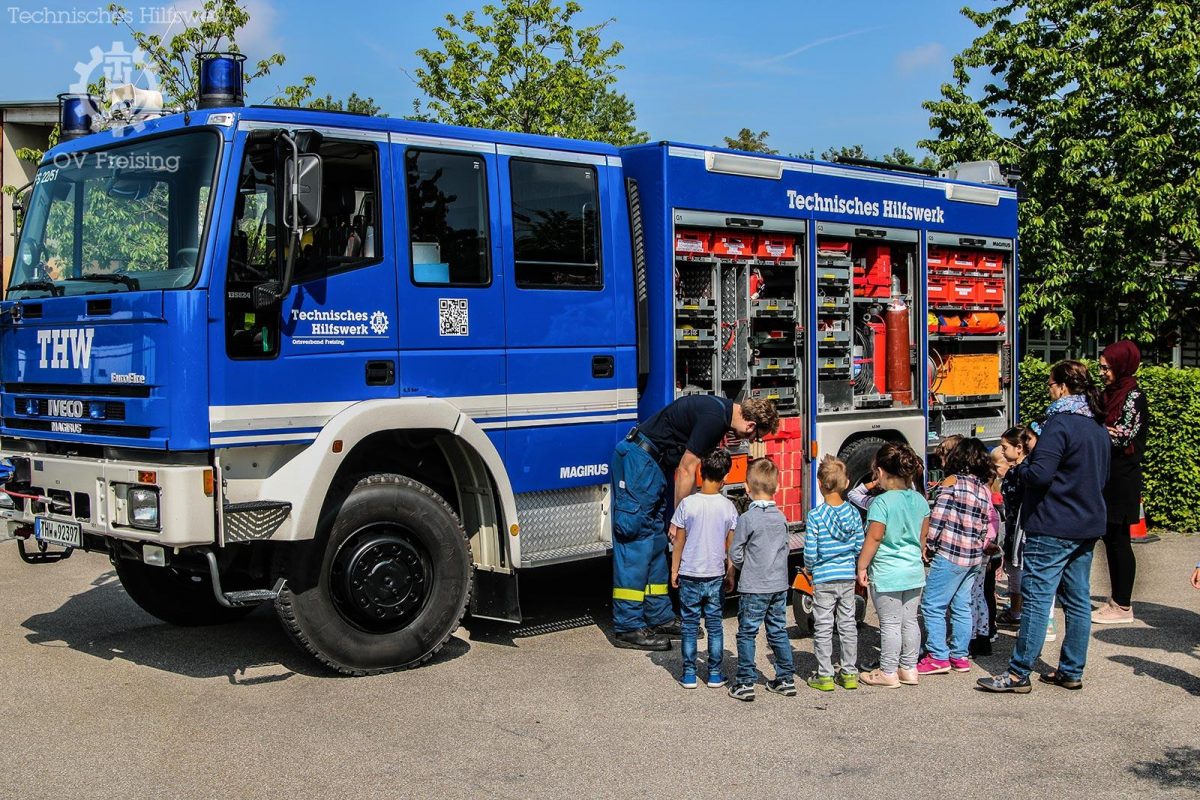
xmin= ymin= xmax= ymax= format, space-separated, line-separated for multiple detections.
xmin=916 ymin=655 xmax=951 ymax=675
xmin=949 ymin=657 xmax=971 ymax=672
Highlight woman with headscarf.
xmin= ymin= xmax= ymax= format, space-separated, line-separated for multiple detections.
xmin=1093 ymin=340 xmax=1150 ymax=624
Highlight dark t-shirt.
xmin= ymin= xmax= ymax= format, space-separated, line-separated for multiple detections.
xmin=638 ymin=395 xmax=733 ymax=471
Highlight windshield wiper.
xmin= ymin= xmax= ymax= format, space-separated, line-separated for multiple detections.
xmin=66 ymin=274 xmax=141 ymax=291
xmin=7 ymin=280 xmax=63 ymax=297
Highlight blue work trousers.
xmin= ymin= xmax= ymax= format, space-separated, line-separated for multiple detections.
xmin=610 ymin=439 xmax=674 ymax=633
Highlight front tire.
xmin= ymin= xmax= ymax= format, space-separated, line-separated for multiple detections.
xmin=792 ymin=590 xmax=814 ymax=637
xmin=113 ymin=558 xmax=255 ymax=626
xmin=275 ymin=474 xmax=472 ymax=675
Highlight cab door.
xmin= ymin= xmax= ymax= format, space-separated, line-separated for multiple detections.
xmin=211 ymin=128 xmax=399 ymax=448
xmin=497 ymin=150 xmax=636 ymax=494
xmin=392 ymin=137 xmax=506 ymax=463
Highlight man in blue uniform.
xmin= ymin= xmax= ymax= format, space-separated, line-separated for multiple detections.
xmin=610 ymin=395 xmax=779 ymax=650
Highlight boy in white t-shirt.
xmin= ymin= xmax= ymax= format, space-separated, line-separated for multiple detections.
xmin=669 ymin=448 xmax=738 ymax=689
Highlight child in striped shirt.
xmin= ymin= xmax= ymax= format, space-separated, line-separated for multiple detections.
xmin=917 ymin=438 xmax=997 ymax=675
xmin=804 ymin=455 xmax=865 ymax=691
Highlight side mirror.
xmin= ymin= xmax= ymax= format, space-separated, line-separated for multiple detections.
xmin=283 ymin=153 xmax=322 ymax=229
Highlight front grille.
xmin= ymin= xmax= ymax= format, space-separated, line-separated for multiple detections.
xmin=15 ymin=398 xmax=125 ymax=421
xmin=4 ymin=418 xmax=153 ymax=439
xmin=3 ymin=382 xmax=151 ymax=399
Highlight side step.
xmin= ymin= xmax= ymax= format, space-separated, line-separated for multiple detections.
xmin=223 ymin=500 xmax=292 ymax=542
xmin=201 ymin=549 xmax=286 ymax=608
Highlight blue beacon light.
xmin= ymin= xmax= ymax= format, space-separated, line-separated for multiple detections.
xmin=57 ymin=93 xmax=97 ymax=140
xmin=197 ymin=52 xmax=247 ymax=109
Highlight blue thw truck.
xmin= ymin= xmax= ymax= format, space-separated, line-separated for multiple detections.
xmin=0 ymin=68 xmax=1018 ymax=674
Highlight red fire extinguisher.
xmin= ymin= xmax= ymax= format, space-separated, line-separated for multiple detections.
xmin=886 ymin=300 xmax=912 ymax=405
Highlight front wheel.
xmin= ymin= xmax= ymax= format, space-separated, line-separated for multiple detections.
xmin=791 ymin=590 xmax=814 ymax=637
xmin=113 ymin=558 xmax=255 ymax=626
xmin=275 ymin=474 xmax=472 ymax=675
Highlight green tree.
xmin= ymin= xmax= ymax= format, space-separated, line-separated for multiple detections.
xmin=882 ymin=146 xmax=938 ymax=170
xmin=722 ymin=128 xmax=777 ymax=154
xmin=820 ymin=144 xmax=869 ymax=162
xmin=921 ymin=1 xmax=1200 ymax=339
xmin=272 ymin=75 xmax=385 ymax=116
xmin=108 ymin=0 xmax=285 ymax=109
xmin=411 ymin=0 xmax=647 ymax=145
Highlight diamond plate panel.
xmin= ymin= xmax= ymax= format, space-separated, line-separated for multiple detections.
xmin=516 ymin=486 xmax=608 ymax=559
xmin=224 ymin=501 xmax=291 ymax=542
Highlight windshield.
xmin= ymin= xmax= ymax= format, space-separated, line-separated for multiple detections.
xmin=8 ymin=130 xmax=220 ymax=298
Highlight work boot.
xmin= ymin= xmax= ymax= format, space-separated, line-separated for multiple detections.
xmin=649 ymin=617 xmax=697 ymax=638
xmin=614 ymin=628 xmax=670 ymax=651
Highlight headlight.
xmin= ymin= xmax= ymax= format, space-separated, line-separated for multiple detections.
xmin=128 ymin=486 xmax=160 ymax=530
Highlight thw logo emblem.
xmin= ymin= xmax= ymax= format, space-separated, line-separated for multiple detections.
xmin=36 ymin=328 xmax=95 ymax=369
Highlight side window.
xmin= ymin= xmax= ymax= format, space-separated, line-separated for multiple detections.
xmin=294 ymin=140 xmax=382 ymax=283
xmin=510 ymin=159 xmax=601 ymax=289
xmin=405 ymin=149 xmax=490 ymax=286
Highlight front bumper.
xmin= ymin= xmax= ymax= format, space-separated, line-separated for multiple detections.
xmin=0 ymin=451 xmax=214 ymax=547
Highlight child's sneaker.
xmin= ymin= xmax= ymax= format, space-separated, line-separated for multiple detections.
xmin=766 ymin=677 xmax=797 ymax=697
xmin=916 ymin=655 xmax=951 ymax=675
xmin=807 ymin=674 xmax=836 ymax=692
xmin=679 ymin=671 xmax=698 ymax=689
xmin=728 ymin=683 xmax=755 ymax=701
xmin=949 ymin=657 xmax=972 ymax=673
xmin=706 ymin=671 xmax=727 ymax=688
xmin=896 ymin=667 xmax=919 ymax=686
xmin=859 ymin=668 xmax=901 ymax=688
xmin=835 ymin=671 xmax=859 ymax=690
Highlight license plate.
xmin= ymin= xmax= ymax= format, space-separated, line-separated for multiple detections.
xmin=34 ymin=517 xmax=82 ymax=549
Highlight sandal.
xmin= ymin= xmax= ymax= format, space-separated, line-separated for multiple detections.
xmin=1038 ymin=670 xmax=1082 ymax=690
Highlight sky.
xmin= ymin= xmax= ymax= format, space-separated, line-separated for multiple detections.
xmin=0 ymin=0 xmax=985 ymax=159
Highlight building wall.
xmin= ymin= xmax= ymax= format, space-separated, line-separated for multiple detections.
xmin=1 ymin=106 xmax=55 ymax=287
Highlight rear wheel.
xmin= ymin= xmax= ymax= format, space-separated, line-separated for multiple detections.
xmin=113 ymin=558 xmax=255 ymax=626
xmin=275 ymin=474 xmax=472 ymax=675
xmin=838 ymin=435 xmax=889 ymax=491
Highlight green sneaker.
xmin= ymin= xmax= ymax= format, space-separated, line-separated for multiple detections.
xmin=835 ymin=671 xmax=859 ymax=690
xmin=807 ymin=674 xmax=836 ymax=692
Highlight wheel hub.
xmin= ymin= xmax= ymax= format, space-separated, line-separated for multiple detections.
xmin=331 ymin=529 xmax=430 ymax=632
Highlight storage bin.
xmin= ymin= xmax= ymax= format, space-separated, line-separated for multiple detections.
xmin=712 ymin=232 xmax=754 ymax=259
xmin=951 ymin=250 xmax=977 ymax=271
xmin=675 ymin=229 xmax=711 ymax=257
xmin=952 ymin=276 xmax=983 ymax=305
xmin=976 ymin=252 xmax=1004 ymax=273
xmin=927 ymin=246 xmax=952 ymax=269
xmin=755 ymin=234 xmax=796 ymax=261
xmin=979 ymin=279 xmax=1005 ymax=307
xmin=928 ymin=275 xmax=953 ymax=304
xmin=934 ymin=352 xmax=1001 ymax=397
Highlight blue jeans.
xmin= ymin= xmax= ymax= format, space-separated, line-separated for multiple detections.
xmin=735 ymin=591 xmax=794 ymax=686
xmin=679 ymin=576 xmax=724 ymax=676
xmin=1008 ymin=534 xmax=1097 ymax=680
xmin=920 ymin=555 xmax=981 ymax=660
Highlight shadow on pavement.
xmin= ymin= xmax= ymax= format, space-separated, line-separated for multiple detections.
xmin=1129 ymin=746 xmax=1200 ymax=791
xmin=20 ymin=569 xmax=468 ymax=682
xmin=1092 ymin=599 xmax=1200 ymax=693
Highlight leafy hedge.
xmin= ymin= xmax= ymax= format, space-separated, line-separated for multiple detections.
xmin=1018 ymin=357 xmax=1200 ymax=532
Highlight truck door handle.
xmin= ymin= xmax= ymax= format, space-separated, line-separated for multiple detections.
xmin=592 ymin=355 xmax=615 ymax=379
xmin=365 ymin=360 xmax=395 ymax=386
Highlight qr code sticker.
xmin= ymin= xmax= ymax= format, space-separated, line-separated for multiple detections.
xmin=438 ymin=298 xmax=469 ymax=336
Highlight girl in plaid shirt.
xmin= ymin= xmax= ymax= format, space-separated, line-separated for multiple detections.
xmin=917 ymin=438 xmax=998 ymax=675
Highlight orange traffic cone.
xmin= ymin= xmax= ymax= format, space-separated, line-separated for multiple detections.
xmin=1130 ymin=498 xmax=1158 ymax=544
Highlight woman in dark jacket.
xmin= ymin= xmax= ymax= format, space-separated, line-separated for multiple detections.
xmin=977 ymin=361 xmax=1110 ymax=693
xmin=1093 ymin=340 xmax=1150 ymax=624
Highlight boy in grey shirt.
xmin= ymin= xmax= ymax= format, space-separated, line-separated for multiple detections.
xmin=728 ymin=457 xmax=796 ymax=701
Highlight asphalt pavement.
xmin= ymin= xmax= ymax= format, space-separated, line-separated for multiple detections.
xmin=1 ymin=533 xmax=1197 ymax=800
